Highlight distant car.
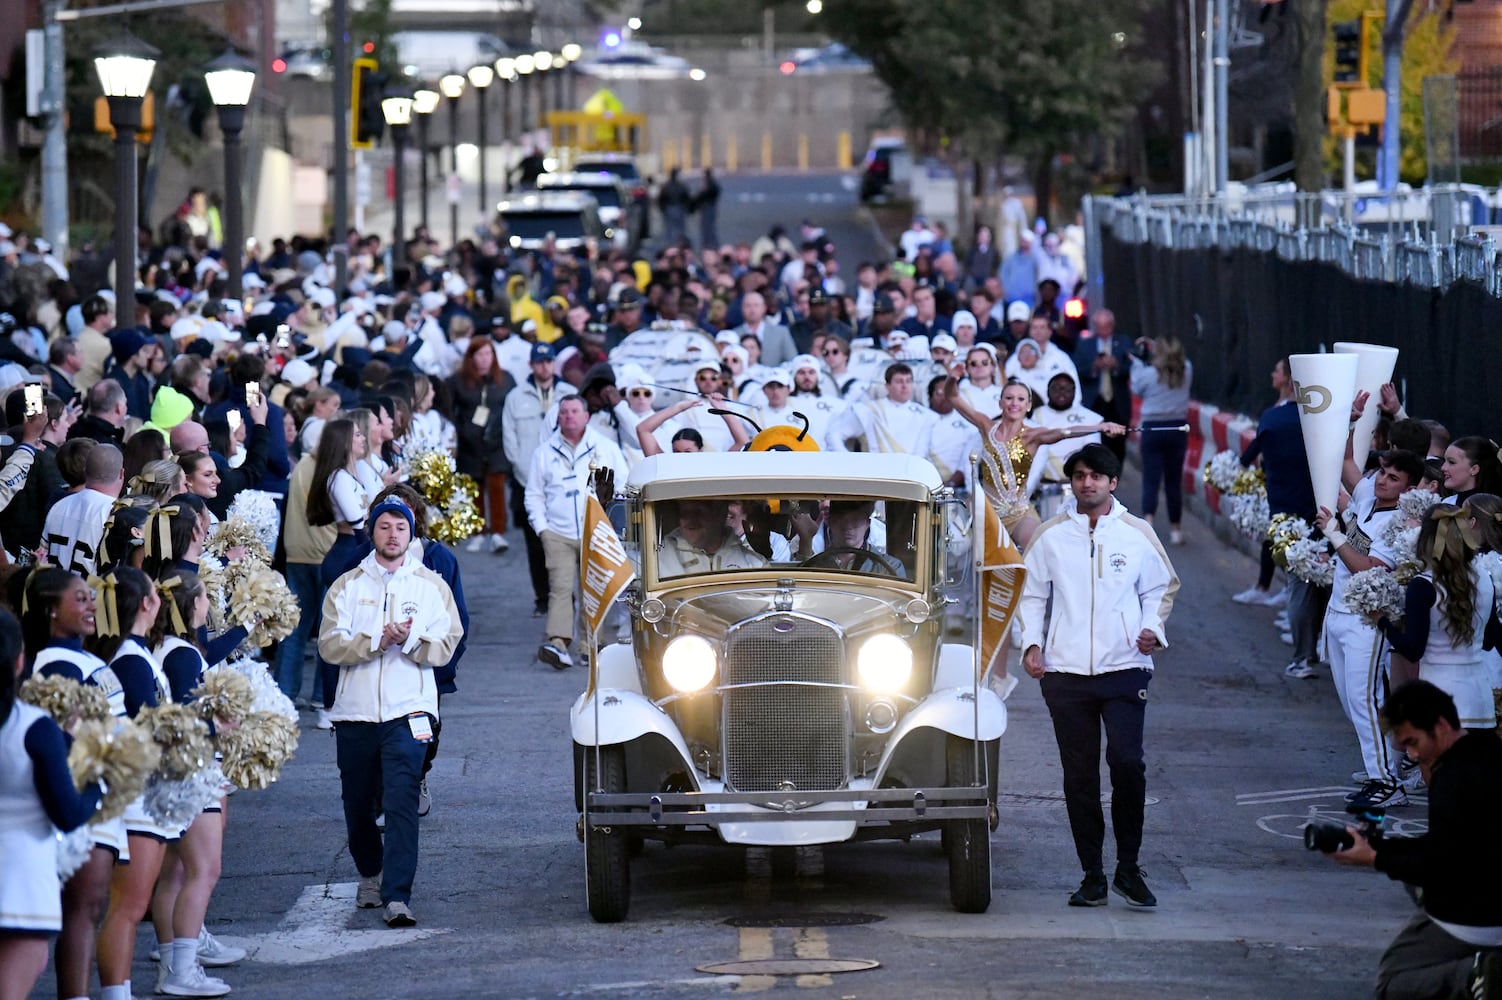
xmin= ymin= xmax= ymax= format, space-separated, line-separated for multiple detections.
xmin=496 ymin=191 xmax=605 ymax=255
xmin=576 ymin=41 xmax=691 ymax=80
xmin=572 ymin=154 xmax=650 ymax=239
xmin=788 ymin=42 xmax=871 ymax=73
xmin=276 ymin=46 xmax=332 ymax=82
xmin=536 ymin=172 xmax=640 ymax=250
xmin=860 ymin=138 xmax=909 ymax=203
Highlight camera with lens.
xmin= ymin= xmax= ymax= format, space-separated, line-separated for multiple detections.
xmin=1304 ymin=802 xmax=1386 ymax=854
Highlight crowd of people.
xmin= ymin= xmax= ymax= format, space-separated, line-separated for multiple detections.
xmin=11 ymin=169 xmax=1496 ymax=997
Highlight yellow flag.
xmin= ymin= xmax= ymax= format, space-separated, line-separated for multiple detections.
xmin=974 ymin=487 xmax=1026 ymax=685
xmin=580 ymin=494 xmax=635 ymax=643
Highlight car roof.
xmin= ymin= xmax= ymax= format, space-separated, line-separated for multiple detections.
xmin=497 ymin=191 xmax=598 ymax=213
xmin=574 ymin=154 xmax=639 ymax=167
xmin=629 ymin=452 xmax=942 ymax=502
xmin=536 ymin=172 xmax=626 ymax=189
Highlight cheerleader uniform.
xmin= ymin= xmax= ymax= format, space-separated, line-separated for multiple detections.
xmin=156 ymin=635 xmax=224 ymax=816
xmin=1382 ymin=570 xmax=1498 ymax=729
xmin=113 ymin=635 xmax=182 ymax=842
xmin=319 ymin=468 xmax=371 ymax=712
xmin=0 ymin=702 xmax=102 ymax=934
xmin=35 ymin=640 xmax=131 ymax=862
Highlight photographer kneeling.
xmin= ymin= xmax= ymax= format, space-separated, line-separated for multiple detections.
xmin=1329 ymin=681 xmax=1502 ymax=998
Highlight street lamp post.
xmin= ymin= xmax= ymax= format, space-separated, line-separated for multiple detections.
xmin=561 ymin=43 xmax=583 ymax=111
xmin=466 ymin=64 xmax=494 ymax=222
xmin=439 ymin=72 xmax=466 ymax=248
xmin=514 ymin=53 xmax=535 ymax=139
xmin=533 ymin=51 xmax=553 ymax=133
xmin=495 ymin=57 xmax=515 ymax=193
xmin=94 ymin=32 xmax=158 ymax=329
xmin=381 ymin=87 xmax=414 ymax=268
xmin=412 ymin=86 xmax=440 ymax=234
xmin=204 ymin=49 xmax=256 ymax=301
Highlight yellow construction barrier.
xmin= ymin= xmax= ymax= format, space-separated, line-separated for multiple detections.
xmin=837 ymin=131 xmax=852 ymax=170
xmin=761 ymin=132 xmax=772 ymax=171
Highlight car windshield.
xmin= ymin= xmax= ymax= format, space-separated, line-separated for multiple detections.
xmin=543 ymin=183 xmax=621 ymax=208
xmin=650 ymin=496 xmax=920 ymax=581
xmin=502 ymin=212 xmax=586 ymax=241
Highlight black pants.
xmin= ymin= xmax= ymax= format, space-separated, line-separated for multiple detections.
xmin=1040 ymin=668 xmax=1151 ymax=874
xmin=510 ymin=478 xmax=549 ymax=607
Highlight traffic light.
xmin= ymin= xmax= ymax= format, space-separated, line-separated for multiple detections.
xmin=1331 ymin=20 xmax=1364 ymax=88
xmin=351 ymin=57 xmax=386 ymax=149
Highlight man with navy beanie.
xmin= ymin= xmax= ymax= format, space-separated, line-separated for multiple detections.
xmin=320 ymin=496 xmax=465 ymax=928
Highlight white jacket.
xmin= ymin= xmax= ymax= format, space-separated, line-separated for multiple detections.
xmin=1018 ymin=498 xmax=1179 ymax=675
xmin=524 ymin=426 xmax=629 ymax=540
xmin=319 ymin=548 xmax=464 ymax=723
xmin=502 ymin=378 xmax=576 ymax=487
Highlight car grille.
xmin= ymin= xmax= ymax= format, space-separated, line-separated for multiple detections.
xmin=722 ymin=615 xmax=847 ymax=793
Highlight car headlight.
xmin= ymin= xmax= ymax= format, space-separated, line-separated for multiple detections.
xmin=663 ymin=635 xmax=717 ymax=692
xmin=857 ymin=634 xmax=912 ymax=691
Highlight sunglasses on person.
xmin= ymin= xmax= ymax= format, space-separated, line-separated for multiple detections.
xmin=629 ymin=388 xmax=653 ymax=398
xmin=967 ymin=358 xmax=992 ymax=367
xmin=821 ymin=347 xmax=844 ymax=357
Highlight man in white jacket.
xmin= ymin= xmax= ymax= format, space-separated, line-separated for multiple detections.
xmin=320 ymin=498 xmax=465 ymax=929
xmin=1018 ymin=444 xmax=1179 ymax=910
xmin=525 ymin=395 xmax=630 ymax=670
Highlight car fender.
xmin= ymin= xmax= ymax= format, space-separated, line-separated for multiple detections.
xmin=866 ymin=685 xmax=1006 ymax=789
xmin=569 ymin=688 xmax=694 ymax=770
xmin=595 ymin=642 xmax=642 ymax=694
xmin=933 ymin=642 xmax=980 ymax=692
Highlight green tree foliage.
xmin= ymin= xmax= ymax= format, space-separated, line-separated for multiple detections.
xmin=780 ymin=0 xmax=1159 ymax=213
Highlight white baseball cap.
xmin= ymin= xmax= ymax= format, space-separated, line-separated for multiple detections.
xmin=929 ymin=333 xmax=958 ymax=354
xmin=791 ymin=353 xmax=821 ymax=373
xmin=280 ymin=358 xmax=317 ymax=387
xmin=1006 ymin=301 xmax=1031 ymax=323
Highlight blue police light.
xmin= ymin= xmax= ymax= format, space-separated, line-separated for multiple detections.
xmin=603 ymin=30 xmax=622 ymax=48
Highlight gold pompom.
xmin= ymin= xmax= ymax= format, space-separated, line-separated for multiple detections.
xmin=206 ymin=517 xmax=273 ymax=564
xmin=1229 ymin=466 xmax=1266 ymax=497
xmin=190 ymin=670 xmax=255 ymax=727
xmin=137 ymin=703 xmax=214 ymax=781
xmin=68 ymin=719 xmax=161 ymax=822
xmin=410 ymin=451 xmax=482 ymax=543
xmin=217 ymin=712 xmax=300 ymax=790
xmin=228 ymin=564 xmax=301 ymax=647
xmin=19 ymin=675 xmax=113 ymax=725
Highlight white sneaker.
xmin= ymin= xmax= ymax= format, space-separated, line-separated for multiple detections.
xmin=464 ymin=535 xmax=485 ymax=552
xmin=538 ymin=643 xmax=574 ymax=670
xmin=490 ymin=533 xmax=510 ymax=553
xmin=1232 ymin=587 xmax=1270 ymax=605
xmin=158 ymin=959 xmax=230 ymax=997
xmin=356 ymin=874 xmax=382 ymax=908
xmin=1274 ymin=611 xmax=1290 ymax=629
xmin=1261 ymin=588 xmax=1290 ymax=608
xmin=1280 ymin=631 xmax=1293 ymax=645
xmin=418 ymin=779 xmax=431 ymax=817
xmin=196 ymin=928 xmax=245 ymax=967
xmin=314 ymin=708 xmax=333 ymax=730
xmin=1169 ymin=528 xmax=1184 ymax=545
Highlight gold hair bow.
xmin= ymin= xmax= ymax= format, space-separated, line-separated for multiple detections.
xmin=87 ymin=574 xmax=120 ymax=638
xmin=145 ymin=505 xmax=181 ymax=561
xmin=1431 ymin=505 xmax=1480 ymax=560
xmin=155 ymin=574 xmax=189 ymax=636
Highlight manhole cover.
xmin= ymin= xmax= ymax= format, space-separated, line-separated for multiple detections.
xmin=724 ymin=912 xmax=884 ymax=928
xmin=698 ymin=959 xmax=880 ymax=976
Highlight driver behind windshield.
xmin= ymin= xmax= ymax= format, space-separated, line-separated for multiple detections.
xmin=657 ymin=499 xmax=770 ymax=576
xmin=792 ymin=499 xmax=907 ymax=577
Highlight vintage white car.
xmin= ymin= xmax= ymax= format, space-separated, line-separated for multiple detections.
xmin=571 ymin=451 xmax=1006 ymax=922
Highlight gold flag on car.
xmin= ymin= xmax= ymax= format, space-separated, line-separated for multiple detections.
xmin=974 ymin=485 xmax=1026 ymax=690
xmin=580 ymin=494 xmax=635 ymax=643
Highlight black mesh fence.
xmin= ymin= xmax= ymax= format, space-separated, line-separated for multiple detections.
xmin=1100 ymin=231 xmax=1502 ymax=438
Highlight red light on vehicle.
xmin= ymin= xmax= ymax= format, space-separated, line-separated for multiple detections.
xmin=1064 ymin=298 xmax=1086 ymax=320
xmin=271 ymin=58 xmax=287 ymax=73
xmin=779 ymin=61 xmax=796 ymax=75
xmin=362 ymin=41 xmax=375 ymax=54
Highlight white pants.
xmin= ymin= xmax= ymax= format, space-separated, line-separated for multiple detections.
xmin=1324 ymin=609 xmax=1394 ymax=782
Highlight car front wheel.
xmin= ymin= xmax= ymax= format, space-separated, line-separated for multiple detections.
xmin=583 ymin=745 xmax=631 ymax=922
xmin=945 ymin=735 xmax=993 ymax=914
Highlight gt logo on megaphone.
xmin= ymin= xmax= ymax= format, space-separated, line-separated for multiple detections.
xmin=1293 ymin=381 xmax=1332 ymax=414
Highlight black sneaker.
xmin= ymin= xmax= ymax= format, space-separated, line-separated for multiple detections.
xmin=1349 ymin=780 xmax=1407 ymax=810
xmin=1067 ymin=871 xmax=1108 ymax=907
xmin=532 ymin=601 xmax=547 ymax=618
xmin=538 ymin=643 xmax=574 ymax=670
xmin=1113 ymin=866 xmax=1157 ymax=907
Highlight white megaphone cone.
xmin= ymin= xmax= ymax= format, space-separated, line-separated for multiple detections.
xmin=1289 ymin=353 xmax=1359 ymax=517
xmin=1333 ymin=343 xmax=1399 ymax=468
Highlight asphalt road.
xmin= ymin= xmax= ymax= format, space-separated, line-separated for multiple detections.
xmin=29 ymin=190 xmax=1420 ymax=999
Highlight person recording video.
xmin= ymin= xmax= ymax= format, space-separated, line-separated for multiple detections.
xmin=1326 ymin=681 xmax=1502 ymax=998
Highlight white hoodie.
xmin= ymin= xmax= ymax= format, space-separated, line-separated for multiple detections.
xmin=320 ymin=547 xmax=464 ymax=723
xmin=1018 ymin=497 xmax=1179 ymax=675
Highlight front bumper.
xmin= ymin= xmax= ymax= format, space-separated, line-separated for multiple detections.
xmin=585 ymin=785 xmax=989 ymax=828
